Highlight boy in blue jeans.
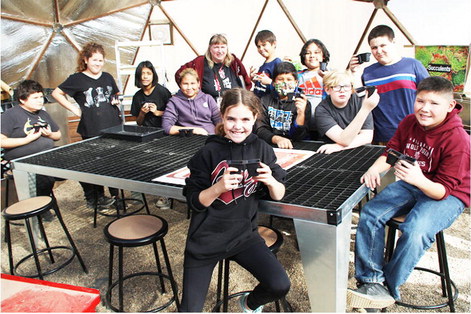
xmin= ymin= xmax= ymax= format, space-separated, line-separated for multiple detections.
xmin=348 ymin=76 xmax=470 ymax=310
xmin=250 ymin=30 xmax=282 ymax=98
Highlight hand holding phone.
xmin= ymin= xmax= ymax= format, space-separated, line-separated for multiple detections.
xmin=227 ymin=159 xmax=261 ymax=177
xmin=355 ymin=86 xmax=376 ymax=98
xmin=386 ymin=148 xmax=416 ymax=166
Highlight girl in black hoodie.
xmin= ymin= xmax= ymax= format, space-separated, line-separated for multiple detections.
xmin=181 ymin=88 xmax=290 ymax=312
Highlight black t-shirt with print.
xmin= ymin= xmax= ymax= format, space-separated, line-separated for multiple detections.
xmin=201 ymin=59 xmax=241 ymax=99
xmin=58 ymin=72 xmax=121 ymax=137
xmin=130 ymin=84 xmax=172 ymax=127
xmin=1 ymin=105 xmax=60 ymax=160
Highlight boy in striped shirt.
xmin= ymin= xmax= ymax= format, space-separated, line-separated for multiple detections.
xmin=349 ymin=25 xmax=429 ymax=144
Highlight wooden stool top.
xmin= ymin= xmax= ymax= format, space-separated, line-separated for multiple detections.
xmin=107 ymin=215 xmax=164 ymax=241
xmin=392 ymin=215 xmax=407 ymax=223
xmin=3 ymin=196 xmax=52 ymax=217
xmin=258 ymin=226 xmax=279 ymax=248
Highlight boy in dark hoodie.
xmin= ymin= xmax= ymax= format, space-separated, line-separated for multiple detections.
xmin=255 ymin=61 xmax=311 ymax=149
xmin=181 ymin=88 xmax=290 ymax=312
xmin=347 ymin=76 xmax=470 ymax=310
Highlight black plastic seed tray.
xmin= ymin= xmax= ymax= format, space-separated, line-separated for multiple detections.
xmin=101 ymin=125 xmax=164 ymax=142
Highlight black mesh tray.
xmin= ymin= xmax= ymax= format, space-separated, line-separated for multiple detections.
xmin=101 ymin=125 xmax=164 ymax=142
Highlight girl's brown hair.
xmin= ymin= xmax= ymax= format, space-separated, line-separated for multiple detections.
xmin=76 ymin=42 xmax=106 ymax=72
xmin=215 ymin=88 xmax=262 ymax=136
xmin=204 ymin=34 xmax=234 ymax=68
xmin=178 ymin=68 xmax=200 ymax=87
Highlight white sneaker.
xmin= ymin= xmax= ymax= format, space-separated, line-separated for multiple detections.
xmin=239 ymin=292 xmax=263 ymax=313
xmin=155 ymin=197 xmax=171 ymax=209
xmin=347 ymin=283 xmax=395 ymax=309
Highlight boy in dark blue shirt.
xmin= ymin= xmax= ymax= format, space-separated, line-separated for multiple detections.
xmin=250 ymin=30 xmax=282 ymax=98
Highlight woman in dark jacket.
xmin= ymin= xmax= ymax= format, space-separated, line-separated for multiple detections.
xmin=181 ymin=88 xmax=290 ymax=312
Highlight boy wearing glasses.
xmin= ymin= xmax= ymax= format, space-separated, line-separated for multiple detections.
xmin=349 ymin=25 xmax=428 ymax=144
xmin=314 ymin=70 xmax=379 ymax=154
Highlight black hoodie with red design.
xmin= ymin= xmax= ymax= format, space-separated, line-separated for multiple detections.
xmin=385 ymin=104 xmax=470 ymax=207
xmin=183 ymin=133 xmax=286 ymax=267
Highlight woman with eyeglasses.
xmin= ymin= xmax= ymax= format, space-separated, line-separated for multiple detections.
xmin=314 ymin=70 xmax=379 ymax=154
xmin=174 ymin=34 xmax=252 ymax=105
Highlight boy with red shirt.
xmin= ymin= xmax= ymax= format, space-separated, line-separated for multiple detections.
xmin=347 ymin=76 xmax=470 ymax=310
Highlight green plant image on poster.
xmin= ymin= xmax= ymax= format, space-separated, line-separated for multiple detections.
xmin=416 ymin=46 xmax=468 ymax=92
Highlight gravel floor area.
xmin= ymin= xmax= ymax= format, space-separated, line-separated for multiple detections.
xmin=1 ymin=179 xmax=470 ymax=312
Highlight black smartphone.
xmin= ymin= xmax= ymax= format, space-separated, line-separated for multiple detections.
xmin=245 ymin=159 xmax=261 ymax=177
xmin=356 ymin=52 xmax=371 ymax=64
xmin=227 ymin=159 xmax=261 ymax=177
xmin=386 ymin=148 xmax=416 ymax=165
xmin=178 ymin=129 xmax=193 ymax=137
xmin=355 ymin=86 xmax=376 ymax=98
xmin=227 ymin=160 xmax=244 ymax=174
xmin=32 ymin=122 xmax=48 ymax=132
xmin=287 ymin=92 xmax=302 ymax=102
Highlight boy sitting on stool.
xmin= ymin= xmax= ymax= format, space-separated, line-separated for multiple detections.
xmin=348 ymin=76 xmax=470 ymax=310
xmin=1 ymin=80 xmax=62 ymax=219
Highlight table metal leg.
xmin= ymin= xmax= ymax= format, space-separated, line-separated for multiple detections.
xmin=12 ymin=169 xmax=35 ymax=200
xmin=294 ymin=210 xmax=352 ymax=312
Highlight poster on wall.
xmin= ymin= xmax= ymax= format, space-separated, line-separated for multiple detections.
xmin=415 ymin=45 xmax=469 ymax=93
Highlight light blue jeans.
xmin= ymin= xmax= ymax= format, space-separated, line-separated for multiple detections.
xmin=354 ymin=180 xmax=465 ymax=300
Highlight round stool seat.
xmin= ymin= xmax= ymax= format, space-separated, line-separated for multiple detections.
xmin=258 ymin=226 xmax=283 ymax=253
xmin=389 ymin=214 xmax=406 ymax=225
xmin=104 ymin=215 xmax=167 ymax=247
xmin=385 ymin=215 xmax=458 ymax=311
xmin=3 ymin=196 xmax=52 ymax=220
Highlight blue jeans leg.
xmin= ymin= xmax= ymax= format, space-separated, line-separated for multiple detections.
xmin=355 ymin=180 xmax=416 ymax=285
xmin=383 ymin=192 xmax=464 ymax=300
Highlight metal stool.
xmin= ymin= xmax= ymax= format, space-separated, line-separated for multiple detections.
xmin=104 ymin=214 xmax=180 ymax=312
xmin=2 ymin=196 xmax=88 ymax=280
xmin=93 ymin=190 xmax=150 ymax=228
xmin=213 ymin=226 xmax=291 ymax=312
xmin=385 ymin=215 xmax=458 ymax=312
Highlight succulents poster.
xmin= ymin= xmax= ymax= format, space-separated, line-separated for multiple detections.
xmin=415 ymin=46 xmax=469 ymax=92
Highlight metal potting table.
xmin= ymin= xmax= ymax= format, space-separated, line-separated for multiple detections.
xmin=11 ymin=134 xmax=384 ymax=312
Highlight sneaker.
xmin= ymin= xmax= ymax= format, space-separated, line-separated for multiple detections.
xmin=86 ymin=196 xmax=115 ymax=210
xmin=239 ymin=292 xmax=263 ymax=313
xmin=347 ymin=283 xmax=395 ymax=309
xmin=155 ymin=197 xmax=170 ymax=209
xmin=97 ymin=196 xmax=115 ymax=207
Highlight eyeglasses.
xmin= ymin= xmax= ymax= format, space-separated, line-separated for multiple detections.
xmin=330 ymin=85 xmax=352 ymax=92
